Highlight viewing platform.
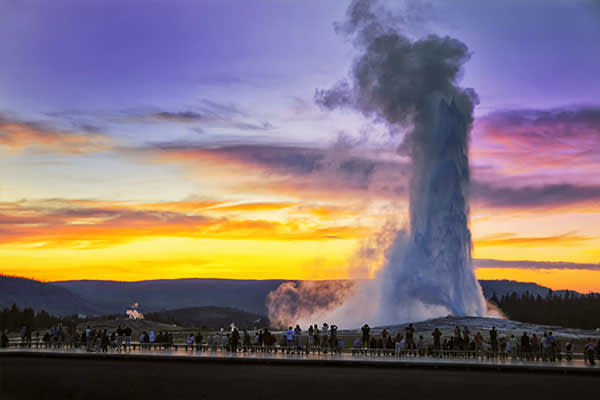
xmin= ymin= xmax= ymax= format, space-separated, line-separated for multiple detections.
xmin=2 ymin=346 xmax=598 ymax=375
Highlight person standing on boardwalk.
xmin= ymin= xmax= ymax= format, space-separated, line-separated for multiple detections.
xmin=230 ymin=328 xmax=240 ymax=352
xmin=361 ymin=323 xmax=370 ymax=350
xmin=242 ymin=329 xmax=250 ymax=352
xmin=489 ymin=327 xmax=498 ymax=355
xmin=432 ymin=328 xmax=442 ymax=355
xmin=405 ymin=323 xmax=415 ymax=351
xmin=321 ymin=323 xmax=329 ymax=350
xmin=1 ymin=330 xmax=8 ymax=348
xmin=520 ymin=332 xmax=530 ymax=360
xmin=293 ymin=324 xmax=302 ymax=349
xmin=508 ymin=335 xmax=519 ymax=359
xmin=307 ymin=325 xmax=314 ymax=351
xmin=584 ymin=337 xmax=597 ymax=366
xmin=286 ymin=327 xmax=294 ymax=351
xmin=329 ymin=324 xmax=338 ymax=352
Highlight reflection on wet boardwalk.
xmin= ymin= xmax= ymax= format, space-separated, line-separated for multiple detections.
xmin=1 ymin=347 xmax=598 ymax=373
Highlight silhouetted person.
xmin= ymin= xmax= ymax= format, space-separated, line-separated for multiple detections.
xmin=0 ymin=330 xmax=8 ymax=348
xmin=376 ymin=338 xmax=384 ymax=355
xmin=242 ymin=329 xmax=250 ymax=351
xmin=286 ymin=327 xmax=294 ymax=350
xmin=489 ymin=326 xmax=498 ymax=354
xmin=364 ymin=336 xmax=373 ymax=354
xmin=584 ymin=338 xmax=597 ymax=366
xmin=417 ymin=335 xmax=425 ymax=356
xmin=231 ymin=328 xmax=240 ymax=352
xmin=361 ymin=324 xmax=370 ymax=349
xmin=432 ymin=328 xmax=442 ymax=353
xmin=462 ymin=326 xmax=470 ymax=343
xmin=405 ymin=323 xmax=415 ymax=350
xmin=565 ymin=341 xmax=573 ymax=361
xmin=385 ymin=335 xmax=394 ymax=355
xmin=307 ymin=325 xmax=314 ymax=350
xmin=521 ymin=332 xmax=530 ymax=359
xmin=547 ymin=331 xmax=556 ymax=361
xmin=329 ymin=324 xmax=338 ymax=351
xmin=294 ymin=324 xmax=302 ymax=348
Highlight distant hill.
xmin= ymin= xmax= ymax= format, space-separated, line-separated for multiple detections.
xmin=55 ymin=278 xmax=581 ymax=316
xmin=478 ymin=279 xmax=581 ymax=299
xmin=53 ymin=278 xmax=286 ymax=315
xmin=2 ymin=276 xmax=586 ymax=318
xmin=0 ymin=275 xmax=97 ymax=316
xmin=145 ymin=306 xmax=269 ymax=329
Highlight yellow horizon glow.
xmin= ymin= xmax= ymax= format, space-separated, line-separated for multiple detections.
xmin=0 ymin=237 xmax=357 ymax=282
xmin=2 ymin=234 xmax=599 ymax=293
xmin=475 ymin=268 xmax=600 ymax=294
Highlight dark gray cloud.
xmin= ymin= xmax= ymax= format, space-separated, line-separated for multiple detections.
xmin=147 ymin=100 xmax=275 ymax=131
xmin=147 ymin=141 xmax=409 ymax=196
xmin=477 ymin=106 xmax=600 ymax=144
xmin=316 ymin=0 xmax=477 ymax=129
xmin=147 ymin=138 xmax=600 ymax=209
xmin=151 ymin=111 xmax=205 ymax=122
xmin=475 ymin=258 xmax=600 ymax=271
xmin=472 ymin=181 xmax=600 ymax=208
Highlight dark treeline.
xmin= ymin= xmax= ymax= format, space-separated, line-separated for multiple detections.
xmin=492 ymin=290 xmax=600 ymax=330
xmin=0 ymin=304 xmax=80 ymax=332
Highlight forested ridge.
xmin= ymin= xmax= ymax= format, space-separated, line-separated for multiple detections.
xmin=491 ymin=290 xmax=600 ymax=330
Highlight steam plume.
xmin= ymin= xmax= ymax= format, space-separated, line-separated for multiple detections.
xmin=267 ymin=0 xmax=487 ymax=328
xmin=317 ymin=0 xmax=486 ymax=323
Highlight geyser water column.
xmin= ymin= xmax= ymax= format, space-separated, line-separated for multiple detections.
xmin=388 ymin=94 xmax=486 ymax=317
xmin=316 ymin=0 xmax=487 ymax=321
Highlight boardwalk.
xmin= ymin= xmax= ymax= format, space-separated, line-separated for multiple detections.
xmin=1 ymin=350 xmax=598 ymax=400
xmin=1 ymin=346 xmax=598 ymax=374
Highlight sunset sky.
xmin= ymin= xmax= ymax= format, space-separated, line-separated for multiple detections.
xmin=1 ymin=0 xmax=599 ymax=292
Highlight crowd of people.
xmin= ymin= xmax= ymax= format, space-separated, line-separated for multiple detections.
xmin=184 ymin=323 xmax=344 ymax=354
xmin=2 ymin=322 xmax=599 ymax=365
xmin=0 ymin=324 xmax=172 ymax=352
xmin=353 ymin=323 xmax=599 ymax=365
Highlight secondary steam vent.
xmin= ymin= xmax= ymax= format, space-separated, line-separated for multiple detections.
xmin=317 ymin=0 xmax=486 ymax=319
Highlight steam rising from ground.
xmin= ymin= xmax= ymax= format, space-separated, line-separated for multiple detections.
xmin=268 ymin=0 xmax=487 ymax=328
xmin=267 ymin=280 xmax=357 ymax=327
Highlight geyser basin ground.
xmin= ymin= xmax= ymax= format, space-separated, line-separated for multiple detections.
xmin=342 ymin=315 xmax=600 ymax=339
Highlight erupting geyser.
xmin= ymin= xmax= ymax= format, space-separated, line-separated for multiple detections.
xmin=380 ymin=95 xmax=486 ymax=318
xmin=315 ymin=0 xmax=486 ymax=323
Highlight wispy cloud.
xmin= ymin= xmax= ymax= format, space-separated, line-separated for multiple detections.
xmin=142 ymin=141 xmax=410 ymax=201
xmin=0 ymin=114 xmax=115 ymax=154
xmin=474 ymin=232 xmax=593 ymax=247
xmin=472 ymin=105 xmax=600 ymax=178
xmin=0 ymin=198 xmax=369 ymax=248
xmin=143 ymin=100 xmax=275 ymax=132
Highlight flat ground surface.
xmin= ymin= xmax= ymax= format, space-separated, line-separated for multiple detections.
xmin=0 ymin=354 xmax=598 ymax=400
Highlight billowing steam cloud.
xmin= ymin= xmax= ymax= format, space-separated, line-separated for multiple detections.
xmin=267 ymin=280 xmax=357 ymax=327
xmin=267 ymin=0 xmax=487 ymax=327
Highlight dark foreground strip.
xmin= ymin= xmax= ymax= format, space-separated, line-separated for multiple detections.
xmin=1 ymin=350 xmax=598 ymax=376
